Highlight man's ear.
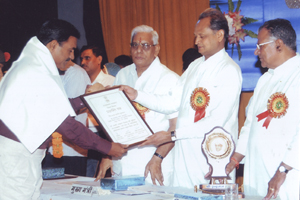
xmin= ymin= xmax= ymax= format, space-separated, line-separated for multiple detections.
xmin=46 ymin=40 xmax=59 ymax=53
xmin=216 ymin=29 xmax=225 ymax=43
xmin=275 ymin=39 xmax=284 ymax=52
xmin=154 ymin=44 xmax=160 ymax=57
xmin=97 ymin=55 xmax=103 ymax=65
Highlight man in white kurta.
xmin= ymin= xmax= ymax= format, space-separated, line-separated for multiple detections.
xmin=121 ymin=9 xmax=242 ymax=188
xmin=228 ymin=19 xmax=300 ymax=200
xmin=95 ymin=25 xmax=179 ymax=186
xmin=236 ymin=54 xmax=300 ymax=200
xmin=113 ymin=56 xmax=179 ymax=186
xmin=135 ymin=48 xmax=242 ymax=188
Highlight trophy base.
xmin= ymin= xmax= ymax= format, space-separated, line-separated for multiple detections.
xmin=199 ymin=177 xmax=230 ymax=195
xmin=199 ymin=184 xmax=245 ymax=198
xmin=199 ymin=183 xmax=227 ymax=195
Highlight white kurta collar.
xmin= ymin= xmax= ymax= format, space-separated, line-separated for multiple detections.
xmin=203 ymin=48 xmax=226 ymax=64
xmin=137 ymin=57 xmax=160 ymax=77
xmin=267 ymin=53 xmax=300 ymax=76
xmin=133 ymin=57 xmax=162 ymax=90
xmin=93 ymin=70 xmax=105 ymax=84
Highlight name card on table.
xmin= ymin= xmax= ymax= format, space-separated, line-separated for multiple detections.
xmin=70 ymin=184 xmax=94 ymax=196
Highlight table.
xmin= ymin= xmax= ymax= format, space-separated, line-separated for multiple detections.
xmin=40 ymin=176 xmax=265 ymax=200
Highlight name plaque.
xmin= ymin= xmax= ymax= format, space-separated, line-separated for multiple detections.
xmin=70 ymin=184 xmax=94 ymax=196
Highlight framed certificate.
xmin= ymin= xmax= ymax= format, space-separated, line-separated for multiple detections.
xmin=81 ymin=86 xmax=153 ymax=146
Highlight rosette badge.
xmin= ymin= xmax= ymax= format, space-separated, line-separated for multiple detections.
xmin=257 ymin=92 xmax=289 ymax=129
xmin=190 ymin=87 xmax=210 ymax=122
xmin=268 ymin=93 xmax=289 ymax=117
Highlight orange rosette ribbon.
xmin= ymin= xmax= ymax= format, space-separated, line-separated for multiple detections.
xmin=52 ymin=132 xmax=63 ymax=158
xmin=133 ymin=101 xmax=150 ymax=120
xmin=190 ymin=87 xmax=210 ymax=122
xmin=256 ymin=92 xmax=289 ymax=129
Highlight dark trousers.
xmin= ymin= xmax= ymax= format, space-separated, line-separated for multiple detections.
xmin=42 ymin=153 xmax=87 ymax=176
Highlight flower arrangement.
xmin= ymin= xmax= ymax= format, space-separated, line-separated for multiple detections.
xmin=216 ymin=0 xmax=258 ymax=60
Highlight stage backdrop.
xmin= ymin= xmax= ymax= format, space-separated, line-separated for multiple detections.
xmin=210 ymin=0 xmax=300 ymax=91
xmin=98 ymin=0 xmax=210 ymax=75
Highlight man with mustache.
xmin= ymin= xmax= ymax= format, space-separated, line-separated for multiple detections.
xmin=80 ymin=45 xmax=115 ymax=87
xmin=226 ymin=18 xmax=300 ymax=200
xmin=0 ymin=19 xmax=127 ymax=199
xmin=96 ymin=25 xmax=179 ymax=186
xmin=120 ymin=8 xmax=242 ymax=188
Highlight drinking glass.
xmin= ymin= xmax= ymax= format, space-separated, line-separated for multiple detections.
xmin=225 ymin=183 xmax=239 ymax=200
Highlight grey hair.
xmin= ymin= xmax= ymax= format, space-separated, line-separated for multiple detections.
xmin=130 ymin=25 xmax=159 ymax=45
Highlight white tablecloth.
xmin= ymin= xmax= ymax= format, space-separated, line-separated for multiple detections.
xmin=40 ymin=176 xmax=265 ymax=200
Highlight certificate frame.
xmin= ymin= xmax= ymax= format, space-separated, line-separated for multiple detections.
xmin=80 ymin=86 xmax=153 ymax=147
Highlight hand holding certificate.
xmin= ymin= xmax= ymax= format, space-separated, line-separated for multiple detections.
xmin=81 ymin=86 xmax=153 ymax=147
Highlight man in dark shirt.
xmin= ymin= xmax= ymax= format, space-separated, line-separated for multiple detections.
xmin=0 ymin=19 xmax=127 ymax=200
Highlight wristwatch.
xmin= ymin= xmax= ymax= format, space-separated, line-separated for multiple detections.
xmin=279 ymin=166 xmax=289 ymax=174
xmin=171 ymin=130 xmax=177 ymax=141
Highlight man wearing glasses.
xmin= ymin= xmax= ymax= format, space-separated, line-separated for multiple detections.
xmin=120 ymin=8 xmax=242 ymax=188
xmin=96 ymin=25 xmax=179 ymax=186
xmin=226 ymin=19 xmax=300 ymax=200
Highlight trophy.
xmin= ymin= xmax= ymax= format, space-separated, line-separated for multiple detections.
xmin=199 ymin=126 xmax=235 ymax=194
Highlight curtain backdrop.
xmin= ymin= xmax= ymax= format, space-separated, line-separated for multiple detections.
xmin=98 ymin=0 xmax=209 ymax=75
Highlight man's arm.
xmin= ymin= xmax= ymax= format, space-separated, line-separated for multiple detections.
xmin=225 ymin=152 xmax=245 ymax=175
xmin=263 ymin=162 xmax=293 ymax=200
xmin=69 ymin=97 xmax=86 ymax=114
xmin=57 ymin=116 xmax=127 ymax=157
xmin=204 ymin=152 xmax=244 ymax=180
xmin=144 ymin=117 xmax=177 ymax=185
xmin=95 ymin=156 xmax=113 ymax=181
xmin=120 ymin=78 xmax=183 ymax=115
xmin=140 ymin=74 xmax=241 ymax=147
xmin=264 ymin=127 xmax=299 ymax=200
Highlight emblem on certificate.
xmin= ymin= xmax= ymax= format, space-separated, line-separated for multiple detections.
xmin=81 ymin=86 xmax=153 ymax=147
xmin=200 ymin=126 xmax=235 ymax=194
xmin=190 ymin=87 xmax=210 ymax=122
xmin=256 ymin=92 xmax=289 ymax=129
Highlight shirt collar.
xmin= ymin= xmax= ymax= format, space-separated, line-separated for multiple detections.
xmin=134 ymin=57 xmax=160 ymax=77
xmin=267 ymin=53 xmax=300 ymax=76
xmin=92 ymin=70 xmax=105 ymax=84
xmin=203 ymin=48 xmax=226 ymax=65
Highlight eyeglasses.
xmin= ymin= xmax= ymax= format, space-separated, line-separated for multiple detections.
xmin=130 ymin=42 xmax=156 ymax=51
xmin=256 ymin=40 xmax=275 ymax=50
